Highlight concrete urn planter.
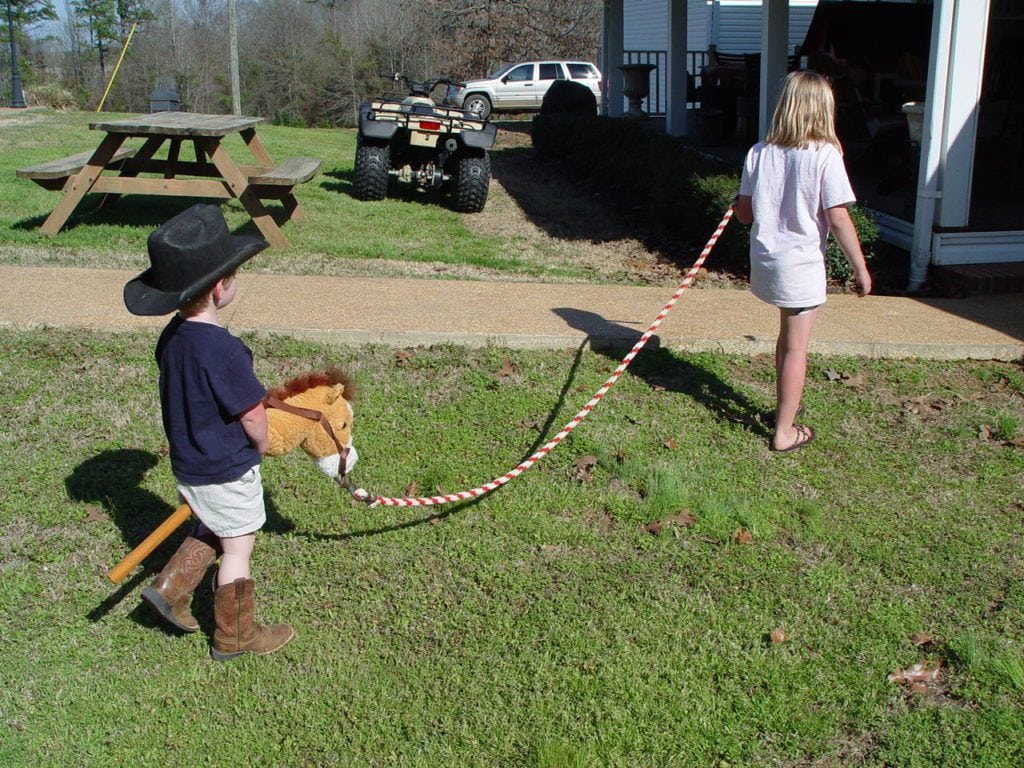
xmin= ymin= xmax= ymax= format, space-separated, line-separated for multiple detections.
xmin=618 ymin=63 xmax=656 ymax=117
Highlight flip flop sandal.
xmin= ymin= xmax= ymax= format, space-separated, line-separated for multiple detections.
xmin=770 ymin=425 xmax=815 ymax=453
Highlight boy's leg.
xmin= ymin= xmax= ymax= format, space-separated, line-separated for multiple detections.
xmin=211 ymin=532 xmax=293 ymax=661
xmin=141 ymin=523 xmax=220 ymax=632
xmin=216 ymin=532 xmax=255 ymax=587
xmin=773 ymin=306 xmax=819 ymax=451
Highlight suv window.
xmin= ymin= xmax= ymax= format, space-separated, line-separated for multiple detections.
xmin=505 ymin=64 xmax=534 ymax=82
xmin=538 ymin=63 xmax=564 ymax=81
xmin=567 ymin=63 xmax=597 ymax=80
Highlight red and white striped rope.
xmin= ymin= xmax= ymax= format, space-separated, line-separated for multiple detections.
xmin=351 ymin=205 xmax=735 ymax=508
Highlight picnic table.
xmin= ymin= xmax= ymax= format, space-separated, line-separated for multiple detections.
xmin=16 ymin=112 xmax=321 ymax=248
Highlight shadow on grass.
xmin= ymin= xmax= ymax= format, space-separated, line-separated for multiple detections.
xmin=66 ymin=448 xmax=294 ymax=624
xmin=12 ymin=196 xmax=296 ymax=238
xmin=296 ymin=341 xmax=591 ymax=541
xmin=552 ymin=307 xmax=770 ymax=437
xmin=322 ymin=168 xmax=461 ymax=211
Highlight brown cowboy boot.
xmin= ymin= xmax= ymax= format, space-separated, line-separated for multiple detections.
xmin=141 ymin=531 xmax=218 ymax=632
xmin=211 ymin=578 xmax=295 ymax=662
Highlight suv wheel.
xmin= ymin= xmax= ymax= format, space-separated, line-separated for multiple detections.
xmin=463 ymin=94 xmax=492 ymax=121
xmin=451 ymin=153 xmax=490 ymax=213
xmin=352 ymin=141 xmax=390 ymax=200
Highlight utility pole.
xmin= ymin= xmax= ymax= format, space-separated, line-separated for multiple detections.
xmin=228 ymin=0 xmax=240 ymax=115
xmin=5 ymin=0 xmax=26 ymax=108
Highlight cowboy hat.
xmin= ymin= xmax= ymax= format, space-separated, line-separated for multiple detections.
xmin=123 ymin=204 xmax=267 ymax=316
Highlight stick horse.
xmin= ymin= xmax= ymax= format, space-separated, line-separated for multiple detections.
xmin=107 ymin=367 xmax=358 ymax=584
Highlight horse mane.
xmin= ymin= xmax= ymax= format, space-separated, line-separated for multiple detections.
xmin=266 ymin=365 xmax=355 ymax=402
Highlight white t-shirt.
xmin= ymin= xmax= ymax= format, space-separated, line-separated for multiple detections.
xmin=739 ymin=141 xmax=855 ymax=308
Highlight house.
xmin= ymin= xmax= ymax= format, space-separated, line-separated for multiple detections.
xmin=602 ymin=0 xmax=1024 ymax=291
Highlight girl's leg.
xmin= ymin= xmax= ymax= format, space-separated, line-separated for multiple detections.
xmin=217 ymin=533 xmax=255 ymax=586
xmin=773 ymin=306 xmax=819 ymax=451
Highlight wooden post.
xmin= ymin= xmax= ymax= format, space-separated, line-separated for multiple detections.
xmin=107 ymin=504 xmax=192 ymax=584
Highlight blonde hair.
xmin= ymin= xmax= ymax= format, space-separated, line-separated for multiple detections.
xmin=765 ymin=70 xmax=841 ymax=151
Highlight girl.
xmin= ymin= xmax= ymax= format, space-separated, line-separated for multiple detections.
xmin=735 ymin=70 xmax=871 ymax=453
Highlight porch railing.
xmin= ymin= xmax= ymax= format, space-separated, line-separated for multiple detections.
xmin=622 ymin=49 xmax=707 ymax=116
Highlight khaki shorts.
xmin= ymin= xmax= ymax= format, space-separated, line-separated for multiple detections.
xmin=177 ymin=466 xmax=266 ymax=538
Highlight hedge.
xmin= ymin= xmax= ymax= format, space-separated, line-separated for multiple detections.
xmin=531 ymin=113 xmax=877 ymax=283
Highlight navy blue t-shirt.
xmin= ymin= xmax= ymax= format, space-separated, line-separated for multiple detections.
xmin=156 ymin=316 xmax=266 ymax=485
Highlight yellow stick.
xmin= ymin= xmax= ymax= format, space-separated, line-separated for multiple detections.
xmin=107 ymin=503 xmax=192 ymax=584
xmin=96 ymin=21 xmax=138 ymax=113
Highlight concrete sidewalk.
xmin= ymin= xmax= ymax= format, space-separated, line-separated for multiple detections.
xmin=0 ymin=265 xmax=1021 ymax=360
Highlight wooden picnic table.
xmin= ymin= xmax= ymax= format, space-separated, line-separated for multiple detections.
xmin=17 ymin=112 xmax=321 ymax=248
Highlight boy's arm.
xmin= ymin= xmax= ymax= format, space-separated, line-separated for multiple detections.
xmin=239 ymin=401 xmax=269 ymax=456
xmin=825 ymin=204 xmax=872 ymax=296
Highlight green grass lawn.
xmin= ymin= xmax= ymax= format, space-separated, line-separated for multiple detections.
xmin=0 ymin=110 xmax=597 ymax=282
xmin=2 ymin=328 xmax=1023 ymax=767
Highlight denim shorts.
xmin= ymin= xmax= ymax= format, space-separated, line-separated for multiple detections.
xmin=177 ymin=466 xmax=266 ymax=538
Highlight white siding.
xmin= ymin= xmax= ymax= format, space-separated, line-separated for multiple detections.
xmin=625 ymin=0 xmax=708 ymax=52
xmin=710 ymin=1 xmax=818 ymax=55
xmin=624 ymin=1 xmax=819 ymax=56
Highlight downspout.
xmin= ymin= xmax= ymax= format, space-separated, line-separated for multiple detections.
xmin=908 ymin=0 xmax=957 ymax=291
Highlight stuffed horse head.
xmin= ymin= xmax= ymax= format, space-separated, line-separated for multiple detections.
xmin=263 ymin=367 xmax=357 ymax=480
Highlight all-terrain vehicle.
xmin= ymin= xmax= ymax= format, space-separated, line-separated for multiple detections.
xmin=353 ymin=74 xmax=497 ymax=212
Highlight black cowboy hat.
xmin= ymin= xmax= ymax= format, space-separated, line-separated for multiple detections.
xmin=123 ymin=204 xmax=267 ymax=316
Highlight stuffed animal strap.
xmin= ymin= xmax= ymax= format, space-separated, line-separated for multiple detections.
xmin=263 ymin=395 xmax=351 ymax=471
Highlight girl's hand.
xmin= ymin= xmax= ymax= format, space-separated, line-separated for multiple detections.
xmin=853 ymin=268 xmax=872 ymax=297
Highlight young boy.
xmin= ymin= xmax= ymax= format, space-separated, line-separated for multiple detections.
xmin=124 ymin=204 xmax=293 ymax=661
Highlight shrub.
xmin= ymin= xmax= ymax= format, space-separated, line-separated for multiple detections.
xmin=826 ymin=204 xmax=878 ymax=284
xmin=530 ymin=115 xmax=877 ymax=282
xmin=26 ymin=84 xmax=79 ymax=111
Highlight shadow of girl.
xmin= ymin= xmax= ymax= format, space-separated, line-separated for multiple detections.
xmin=551 ymin=307 xmax=770 ymax=436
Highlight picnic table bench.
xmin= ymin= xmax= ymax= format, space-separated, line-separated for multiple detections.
xmin=16 ymin=112 xmax=321 ymax=248
xmin=16 ymin=147 xmax=139 ymax=190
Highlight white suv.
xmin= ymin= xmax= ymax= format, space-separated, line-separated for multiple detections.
xmin=445 ymin=61 xmax=602 ymax=120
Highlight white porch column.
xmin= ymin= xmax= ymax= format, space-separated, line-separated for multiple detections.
xmin=665 ymin=0 xmax=689 ymax=137
xmin=603 ymin=0 xmax=625 ymax=117
xmin=909 ymin=0 xmax=957 ymax=290
xmin=759 ymin=0 xmax=789 ymax=138
xmin=936 ymin=0 xmax=990 ymax=228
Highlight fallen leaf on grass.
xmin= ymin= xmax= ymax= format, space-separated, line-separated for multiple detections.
xmin=84 ymin=505 xmax=107 ymax=523
xmin=1008 ymin=437 xmax=1024 ymax=449
xmin=538 ymin=544 xmax=565 ymax=554
xmin=770 ymin=628 xmax=788 ymax=644
xmin=394 ymin=350 xmax=414 ymax=366
xmin=979 ymin=424 xmax=994 ymax=441
xmin=496 ymin=357 xmax=517 ymax=378
xmin=404 ymin=481 xmax=418 ymax=496
xmin=888 ymin=659 xmax=943 ymax=686
xmin=638 ymin=509 xmax=695 ymax=535
xmin=571 ymin=455 xmax=598 ymax=483
xmin=517 ymin=416 xmax=543 ymax=431
xmin=824 ymin=368 xmax=844 ymax=382
xmin=902 ymin=395 xmax=952 ymax=414
xmin=908 ymin=632 xmax=934 ymax=647
xmin=666 ymin=510 xmax=696 ymax=526
xmin=663 ymin=438 xmax=677 ymax=450
xmin=734 ymin=528 xmax=753 ymax=545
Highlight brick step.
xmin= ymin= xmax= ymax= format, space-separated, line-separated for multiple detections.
xmin=936 ymin=263 xmax=1024 ymax=295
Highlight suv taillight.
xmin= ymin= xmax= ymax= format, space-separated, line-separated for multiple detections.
xmin=418 ymin=120 xmax=441 ymax=131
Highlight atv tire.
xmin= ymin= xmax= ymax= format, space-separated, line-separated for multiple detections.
xmin=353 ymin=142 xmax=390 ymax=201
xmin=451 ymin=154 xmax=490 ymax=213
